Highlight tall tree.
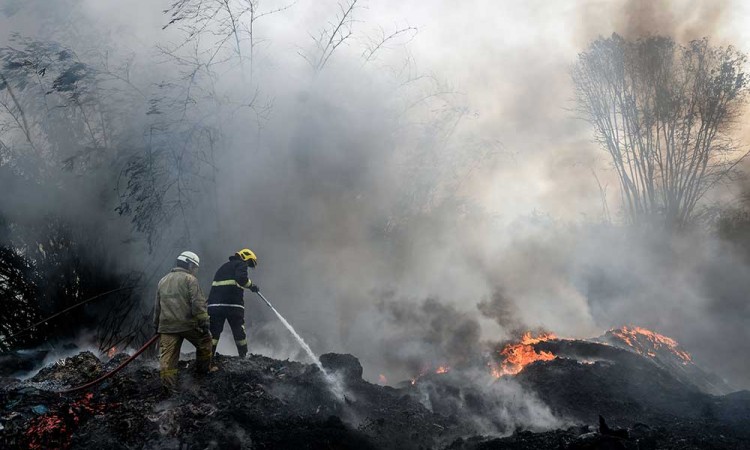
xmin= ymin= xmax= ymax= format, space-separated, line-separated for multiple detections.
xmin=0 ymin=37 xmax=148 ymax=351
xmin=572 ymin=34 xmax=749 ymax=228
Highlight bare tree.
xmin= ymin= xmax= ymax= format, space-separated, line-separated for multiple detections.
xmin=361 ymin=25 xmax=417 ymax=65
xmin=572 ymin=34 xmax=749 ymax=228
xmin=242 ymin=0 xmax=296 ymax=79
xmin=164 ymin=0 xmax=294 ymax=80
xmin=139 ymin=3 xmax=268 ymax=247
xmin=299 ymin=0 xmax=359 ymax=72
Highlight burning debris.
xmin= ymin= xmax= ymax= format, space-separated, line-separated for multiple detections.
xmin=435 ymin=366 xmax=450 ymax=374
xmin=597 ymin=326 xmax=733 ymax=395
xmin=602 ymin=326 xmax=692 ymax=364
xmin=1 ymin=1 xmax=750 ymax=448
xmin=23 ymin=393 xmax=105 ymax=450
xmin=2 ymin=324 xmax=750 ymax=449
xmin=477 ymin=326 xmax=731 ymax=396
xmin=1 ymin=350 xmax=465 ymax=449
xmin=410 ymin=364 xmax=453 ymax=385
xmin=492 ymin=331 xmax=558 ymax=377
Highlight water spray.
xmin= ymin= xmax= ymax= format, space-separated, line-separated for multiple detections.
xmin=256 ymin=291 xmax=345 ymax=400
xmin=51 ymin=290 xmax=345 ymax=400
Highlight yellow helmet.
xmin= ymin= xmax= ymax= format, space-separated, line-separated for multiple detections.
xmin=236 ymin=248 xmax=258 ymax=267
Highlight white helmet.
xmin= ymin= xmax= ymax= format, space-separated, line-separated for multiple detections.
xmin=177 ymin=250 xmax=200 ymax=267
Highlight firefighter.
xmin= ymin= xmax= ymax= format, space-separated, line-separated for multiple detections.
xmin=153 ymin=251 xmax=212 ymax=393
xmin=208 ymin=248 xmax=259 ymax=357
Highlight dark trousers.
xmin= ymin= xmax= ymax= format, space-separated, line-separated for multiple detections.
xmin=208 ymin=305 xmax=247 ymax=357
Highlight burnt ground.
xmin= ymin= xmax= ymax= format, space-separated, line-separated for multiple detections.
xmin=1 ymin=345 xmax=749 ymax=449
xmin=1 ymin=351 xmax=465 ymax=449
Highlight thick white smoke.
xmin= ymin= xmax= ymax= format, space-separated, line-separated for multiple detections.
xmin=2 ymin=0 xmax=750 ymax=403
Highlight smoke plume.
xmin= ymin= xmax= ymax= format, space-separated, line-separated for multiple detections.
xmin=2 ymin=0 xmax=750 ymax=419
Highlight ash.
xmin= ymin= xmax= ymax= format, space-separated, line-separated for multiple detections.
xmin=1 ymin=345 xmax=749 ymax=449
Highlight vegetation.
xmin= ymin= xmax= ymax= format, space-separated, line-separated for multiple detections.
xmin=573 ymin=34 xmax=749 ymax=228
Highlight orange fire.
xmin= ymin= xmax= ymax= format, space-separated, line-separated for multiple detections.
xmin=493 ymin=331 xmax=558 ymax=377
xmin=378 ymin=374 xmax=388 ymax=384
xmin=410 ymin=327 xmax=691 ymax=382
xmin=410 ymin=364 xmax=452 ymax=385
xmin=610 ymin=326 xmax=692 ymax=364
xmin=435 ymin=366 xmax=450 ymax=374
xmin=107 ymin=347 xmax=117 ymax=358
xmin=24 ymin=392 xmax=104 ymax=449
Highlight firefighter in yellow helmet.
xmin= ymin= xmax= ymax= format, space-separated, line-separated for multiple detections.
xmin=153 ymin=251 xmax=212 ymax=393
xmin=207 ymin=248 xmax=259 ymax=357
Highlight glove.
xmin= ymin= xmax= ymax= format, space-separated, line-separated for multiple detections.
xmin=199 ymin=319 xmax=210 ymax=336
xmin=249 ymin=283 xmax=260 ymax=293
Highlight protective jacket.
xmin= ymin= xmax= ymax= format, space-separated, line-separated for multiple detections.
xmin=207 ymin=256 xmax=252 ymax=308
xmin=154 ymin=267 xmax=209 ymax=333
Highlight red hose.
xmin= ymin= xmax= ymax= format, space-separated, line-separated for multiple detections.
xmin=8 ymin=286 xmax=135 ymax=339
xmin=60 ymin=334 xmax=159 ymax=394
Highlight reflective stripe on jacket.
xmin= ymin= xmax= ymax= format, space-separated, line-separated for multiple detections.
xmin=207 ymin=256 xmax=251 ymax=307
xmin=154 ymin=267 xmax=208 ymax=333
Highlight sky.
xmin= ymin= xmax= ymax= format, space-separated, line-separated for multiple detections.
xmin=7 ymin=0 xmax=745 ymax=221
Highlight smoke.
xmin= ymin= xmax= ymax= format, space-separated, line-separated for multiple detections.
xmin=619 ymin=0 xmax=730 ymax=42
xmin=414 ymin=369 xmax=566 ymax=436
xmin=575 ymin=0 xmax=733 ymax=46
xmin=345 ymin=295 xmax=484 ymax=380
xmin=2 ymin=0 xmax=750 ymax=431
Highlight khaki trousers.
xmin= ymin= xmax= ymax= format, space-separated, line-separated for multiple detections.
xmin=159 ymin=329 xmax=212 ymax=391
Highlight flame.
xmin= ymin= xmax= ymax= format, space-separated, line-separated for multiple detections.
xmin=378 ymin=374 xmax=387 ymax=384
xmin=407 ymin=326 xmax=690 ymax=382
xmin=410 ymin=364 xmax=451 ymax=385
xmin=610 ymin=326 xmax=692 ymax=364
xmin=494 ymin=331 xmax=557 ymax=377
xmin=107 ymin=346 xmax=117 ymax=358
xmin=435 ymin=366 xmax=450 ymax=374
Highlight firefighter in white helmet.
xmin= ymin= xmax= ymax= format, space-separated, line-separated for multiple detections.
xmin=153 ymin=251 xmax=212 ymax=392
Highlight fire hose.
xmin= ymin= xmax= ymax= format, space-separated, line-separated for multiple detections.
xmin=60 ymin=334 xmax=159 ymax=394
xmin=59 ymin=292 xmax=279 ymax=393
xmin=8 ymin=286 xmax=135 ymax=339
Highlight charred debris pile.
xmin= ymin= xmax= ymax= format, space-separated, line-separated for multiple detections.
xmin=2 ymin=327 xmax=750 ymax=449
xmin=1 ymin=351 xmax=463 ymax=449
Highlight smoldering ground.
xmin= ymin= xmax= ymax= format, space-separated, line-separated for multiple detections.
xmin=2 ymin=2 xmax=750 ymax=432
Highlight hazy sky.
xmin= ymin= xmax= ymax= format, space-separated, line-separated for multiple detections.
xmin=6 ymin=0 xmax=748 ymax=220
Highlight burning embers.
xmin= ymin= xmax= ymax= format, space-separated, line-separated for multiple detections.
xmin=410 ymin=365 xmax=452 ymax=385
xmin=492 ymin=331 xmax=558 ymax=377
xmin=407 ymin=331 xmax=560 ymax=383
xmin=406 ymin=326 xmax=691 ymax=383
xmin=606 ymin=326 xmax=692 ymax=364
xmin=489 ymin=326 xmax=692 ymax=377
xmin=23 ymin=393 xmax=106 ymax=450
xmin=435 ymin=365 xmax=450 ymax=374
